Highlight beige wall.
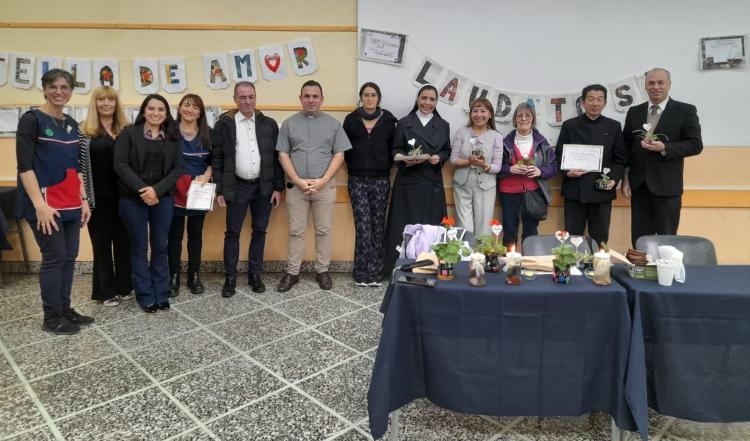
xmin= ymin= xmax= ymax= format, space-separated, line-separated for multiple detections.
xmin=2 ymin=1 xmax=749 ymax=265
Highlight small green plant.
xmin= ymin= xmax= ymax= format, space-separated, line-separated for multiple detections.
xmin=475 ymin=235 xmax=507 ymax=255
xmin=595 ymin=167 xmax=611 ymax=190
xmin=432 ymin=240 xmax=471 ymax=265
xmin=551 ymin=244 xmax=578 ymax=272
xmin=518 ymin=158 xmax=535 ymax=167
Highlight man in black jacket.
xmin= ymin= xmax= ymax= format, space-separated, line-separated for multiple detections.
xmin=212 ymin=81 xmax=283 ymax=296
xmin=621 ymin=68 xmax=703 ymax=246
xmin=556 ymin=84 xmax=627 ymax=245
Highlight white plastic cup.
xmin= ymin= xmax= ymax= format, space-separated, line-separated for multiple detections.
xmin=656 ymin=259 xmax=677 ymax=286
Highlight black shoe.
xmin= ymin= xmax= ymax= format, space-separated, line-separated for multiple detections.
xmin=64 ymin=308 xmax=95 ymax=325
xmin=42 ymin=316 xmax=80 ymax=335
xmin=157 ymin=302 xmax=170 ymax=310
xmin=168 ymin=273 xmax=180 ymax=298
xmin=221 ymin=277 xmax=236 ymax=298
xmin=187 ymin=272 xmax=205 ymax=295
xmin=249 ymin=273 xmax=266 ymax=293
xmin=142 ymin=304 xmax=158 ymax=313
xmin=315 ymin=271 xmax=333 ymax=290
xmin=276 ymin=273 xmax=299 ymax=292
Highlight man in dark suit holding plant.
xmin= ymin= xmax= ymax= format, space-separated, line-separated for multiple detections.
xmin=621 ymin=68 xmax=703 ymax=246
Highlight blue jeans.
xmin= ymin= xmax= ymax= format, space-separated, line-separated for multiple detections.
xmin=499 ymin=192 xmax=539 ymax=248
xmin=28 ymin=218 xmax=80 ymax=320
xmin=223 ymin=179 xmax=273 ymax=278
xmin=119 ymin=197 xmax=173 ymax=307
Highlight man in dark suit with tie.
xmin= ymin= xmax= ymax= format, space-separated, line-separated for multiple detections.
xmin=621 ymin=68 xmax=703 ymax=246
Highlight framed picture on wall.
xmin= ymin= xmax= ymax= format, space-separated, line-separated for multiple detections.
xmin=0 ymin=107 xmax=22 ymax=137
xmin=700 ymin=35 xmax=746 ymax=70
xmin=359 ymin=28 xmax=407 ymax=65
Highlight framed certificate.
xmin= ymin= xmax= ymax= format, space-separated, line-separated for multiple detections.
xmin=560 ymin=144 xmax=603 ymax=172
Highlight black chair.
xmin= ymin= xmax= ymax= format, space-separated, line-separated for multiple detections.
xmin=635 ymin=235 xmax=718 ymax=265
xmin=0 ymin=187 xmax=32 ymax=280
xmin=522 ymin=234 xmax=597 ymax=256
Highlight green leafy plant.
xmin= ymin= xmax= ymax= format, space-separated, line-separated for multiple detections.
xmin=518 ymin=158 xmax=535 ymax=167
xmin=595 ymin=167 xmax=611 ymax=190
xmin=432 ymin=240 xmax=470 ymax=265
xmin=475 ymin=235 xmax=507 ymax=256
xmin=551 ymin=244 xmax=578 ymax=272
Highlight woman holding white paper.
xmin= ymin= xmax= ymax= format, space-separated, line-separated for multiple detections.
xmin=167 ymin=94 xmax=212 ymax=296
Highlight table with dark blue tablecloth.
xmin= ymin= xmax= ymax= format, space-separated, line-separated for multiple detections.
xmin=368 ymin=262 xmax=649 ymax=440
xmin=613 ymin=265 xmax=750 ymax=423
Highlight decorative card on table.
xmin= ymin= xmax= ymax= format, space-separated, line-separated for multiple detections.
xmin=186 ymin=182 xmax=216 ymax=211
xmin=560 ymin=144 xmax=603 ymax=171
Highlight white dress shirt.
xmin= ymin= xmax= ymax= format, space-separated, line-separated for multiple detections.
xmin=234 ymin=111 xmax=262 ymax=180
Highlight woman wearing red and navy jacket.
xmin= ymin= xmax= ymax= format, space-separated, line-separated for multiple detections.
xmin=167 ymin=94 xmax=212 ymax=296
xmin=497 ymin=102 xmax=557 ymax=249
xmin=16 ymin=69 xmax=94 ymax=335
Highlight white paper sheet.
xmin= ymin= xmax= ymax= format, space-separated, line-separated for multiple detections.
xmin=186 ymin=181 xmax=216 ymax=211
xmin=560 ymin=144 xmax=604 ymax=172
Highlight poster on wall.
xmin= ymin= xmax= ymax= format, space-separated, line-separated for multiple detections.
xmin=132 ymin=59 xmax=159 ymax=95
xmin=0 ymin=52 xmax=8 ymax=86
xmin=203 ymin=53 xmax=230 ymax=90
xmin=35 ymin=56 xmax=62 ymax=90
xmin=159 ymin=58 xmax=187 ymax=94
xmin=229 ymin=49 xmax=259 ymax=83
xmin=93 ymin=59 xmax=120 ymax=90
xmin=11 ymin=53 xmax=34 ymax=90
xmin=65 ymin=58 xmax=92 ymax=94
xmin=359 ymin=28 xmax=407 ymax=65
xmin=287 ymin=38 xmax=318 ymax=76
xmin=258 ymin=45 xmax=288 ymax=81
xmin=700 ymin=35 xmax=746 ymax=70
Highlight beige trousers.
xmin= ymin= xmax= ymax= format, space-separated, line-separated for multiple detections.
xmin=285 ymin=178 xmax=336 ymax=275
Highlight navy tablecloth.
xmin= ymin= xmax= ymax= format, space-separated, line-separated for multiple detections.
xmin=369 ymin=262 xmax=648 ymax=440
xmin=613 ymin=265 xmax=750 ymax=423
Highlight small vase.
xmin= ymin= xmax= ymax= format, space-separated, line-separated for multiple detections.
xmin=484 ymin=252 xmax=501 ymax=273
xmin=437 ymin=261 xmax=455 ymax=281
xmin=552 ymin=261 xmax=572 ymax=284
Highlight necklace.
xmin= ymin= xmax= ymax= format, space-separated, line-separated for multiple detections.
xmin=180 ymin=125 xmax=196 ymax=136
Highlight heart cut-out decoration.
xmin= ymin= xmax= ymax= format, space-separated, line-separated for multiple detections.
xmin=264 ymin=54 xmax=281 ymax=72
xmin=491 ymin=224 xmax=503 ymax=236
xmin=570 ymin=236 xmax=584 ymax=248
xmin=555 ymin=230 xmax=570 ymax=243
xmin=446 ymin=229 xmax=457 ymax=241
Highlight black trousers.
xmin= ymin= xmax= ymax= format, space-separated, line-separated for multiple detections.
xmin=88 ymin=198 xmax=132 ymax=300
xmin=630 ymin=184 xmax=682 ymax=247
xmin=168 ymin=213 xmax=206 ymax=275
xmin=564 ymin=198 xmax=613 ymax=246
xmin=224 ymin=179 xmax=272 ymax=278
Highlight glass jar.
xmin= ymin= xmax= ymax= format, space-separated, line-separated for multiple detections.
xmin=593 ymin=251 xmax=611 ymax=286
xmin=505 ymin=252 xmax=522 ymax=285
xmin=468 ymin=253 xmax=486 ymax=287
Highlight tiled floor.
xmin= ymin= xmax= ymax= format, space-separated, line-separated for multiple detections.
xmin=1 ymin=272 xmax=748 ymax=440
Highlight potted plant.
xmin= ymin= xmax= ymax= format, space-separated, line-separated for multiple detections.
xmin=475 ymin=219 xmax=506 ymax=272
xmin=595 ymin=167 xmax=611 ymax=191
xmin=551 ymin=233 xmax=576 ymax=284
xmin=431 ymin=216 xmax=470 ymax=280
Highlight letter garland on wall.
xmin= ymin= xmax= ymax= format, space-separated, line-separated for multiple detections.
xmin=0 ymin=37 xmax=319 ymax=95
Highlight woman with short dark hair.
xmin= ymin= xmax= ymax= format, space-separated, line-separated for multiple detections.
xmin=16 ymin=68 xmax=94 ymax=334
xmin=115 ymin=94 xmax=183 ymax=313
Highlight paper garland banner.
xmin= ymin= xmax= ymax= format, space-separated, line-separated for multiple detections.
xmin=608 ymin=76 xmax=640 ymax=113
xmin=64 ymin=58 xmax=92 ymax=94
xmin=159 ymin=58 xmax=187 ymax=94
xmin=413 ymin=57 xmax=444 ymax=87
xmin=35 ymin=56 xmax=61 ymax=90
xmin=93 ymin=59 xmax=119 ymax=90
xmin=493 ymin=90 xmax=514 ymax=123
xmin=0 ymin=52 xmax=8 ymax=86
xmin=132 ymin=59 xmax=159 ymax=95
xmin=437 ymin=70 xmax=466 ymax=105
xmin=230 ymin=49 xmax=259 ymax=83
xmin=287 ymin=38 xmax=318 ymax=76
xmin=11 ymin=53 xmax=34 ymax=89
xmin=545 ymin=94 xmax=579 ymax=126
xmin=203 ymin=53 xmax=230 ymax=90
xmin=258 ymin=45 xmax=288 ymax=81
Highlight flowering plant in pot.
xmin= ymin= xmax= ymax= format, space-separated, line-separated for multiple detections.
xmin=431 ymin=216 xmax=470 ymax=280
xmin=551 ymin=231 xmax=575 ymax=284
xmin=475 ymin=219 xmax=506 ymax=272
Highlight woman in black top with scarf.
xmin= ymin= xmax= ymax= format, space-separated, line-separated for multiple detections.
xmin=114 ymin=94 xmax=183 ymax=313
xmin=343 ymin=82 xmax=397 ymax=286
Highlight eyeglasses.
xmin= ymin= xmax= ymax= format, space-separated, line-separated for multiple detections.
xmin=516 ymin=114 xmax=533 ymax=120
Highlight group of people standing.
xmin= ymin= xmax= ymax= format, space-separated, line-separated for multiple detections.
xmin=16 ymin=67 xmax=701 ymax=335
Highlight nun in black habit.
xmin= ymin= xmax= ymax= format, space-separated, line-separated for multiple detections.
xmin=382 ymin=84 xmax=451 ymax=278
